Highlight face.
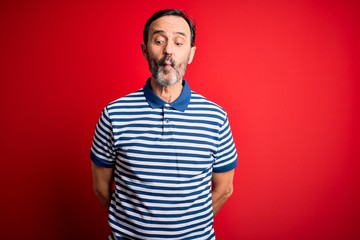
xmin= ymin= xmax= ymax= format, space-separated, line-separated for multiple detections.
xmin=142 ymin=16 xmax=196 ymax=86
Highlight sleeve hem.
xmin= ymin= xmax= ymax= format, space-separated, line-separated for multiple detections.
xmin=213 ymin=159 xmax=237 ymax=173
xmin=90 ymin=151 xmax=114 ymax=168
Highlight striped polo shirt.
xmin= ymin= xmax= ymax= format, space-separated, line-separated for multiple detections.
xmin=90 ymin=79 xmax=238 ymax=240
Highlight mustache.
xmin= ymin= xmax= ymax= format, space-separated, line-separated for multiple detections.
xmin=158 ymin=56 xmax=175 ymax=67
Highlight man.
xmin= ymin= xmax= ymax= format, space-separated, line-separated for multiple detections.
xmin=90 ymin=9 xmax=238 ymax=240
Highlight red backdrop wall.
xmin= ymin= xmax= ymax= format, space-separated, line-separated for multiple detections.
xmin=1 ymin=0 xmax=359 ymax=239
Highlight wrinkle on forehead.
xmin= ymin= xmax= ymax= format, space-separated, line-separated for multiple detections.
xmin=149 ymin=16 xmax=191 ymax=38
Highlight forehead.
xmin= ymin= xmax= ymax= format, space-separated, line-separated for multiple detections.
xmin=149 ymin=15 xmax=191 ymax=37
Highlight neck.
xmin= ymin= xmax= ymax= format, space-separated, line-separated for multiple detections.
xmin=150 ymin=78 xmax=183 ymax=103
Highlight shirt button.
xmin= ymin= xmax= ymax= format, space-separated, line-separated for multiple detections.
xmin=165 ymin=119 xmax=170 ymax=123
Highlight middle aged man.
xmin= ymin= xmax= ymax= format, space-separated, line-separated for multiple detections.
xmin=91 ymin=9 xmax=238 ymax=240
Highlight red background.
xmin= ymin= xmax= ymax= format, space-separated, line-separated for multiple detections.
xmin=1 ymin=0 xmax=359 ymax=239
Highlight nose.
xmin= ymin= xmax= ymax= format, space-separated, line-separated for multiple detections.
xmin=164 ymin=42 xmax=173 ymax=55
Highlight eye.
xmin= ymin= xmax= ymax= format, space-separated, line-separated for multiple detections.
xmin=174 ymin=37 xmax=185 ymax=47
xmin=155 ymin=39 xmax=164 ymax=45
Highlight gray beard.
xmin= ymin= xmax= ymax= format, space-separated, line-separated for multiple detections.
xmin=154 ymin=66 xmax=180 ymax=86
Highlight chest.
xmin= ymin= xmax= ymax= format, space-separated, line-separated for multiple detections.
xmin=110 ymin=107 xmax=221 ymax=178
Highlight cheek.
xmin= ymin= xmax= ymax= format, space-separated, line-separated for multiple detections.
xmin=176 ymin=53 xmax=191 ymax=65
xmin=146 ymin=54 xmax=158 ymax=66
xmin=147 ymin=45 xmax=163 ymax=56
xmin=147 ymin=51 xmax=162 ymax=64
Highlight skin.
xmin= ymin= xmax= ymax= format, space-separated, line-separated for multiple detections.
xmin=92 ymin=15 xmax=235 ymax=217
xmin=92 ymin=163 xmax=113 ymax=212
xmin=212 ymin=169 xmax=235 ymax=216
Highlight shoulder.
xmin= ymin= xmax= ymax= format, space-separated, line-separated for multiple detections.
xmin=100 ymin=88 xmax=148 ymax=118
xmin=189 ymin=91 xmax=228 ymax=118
xmin=108 ymin=88 xmax=145 ymax=106
xmin=104 ymin=88 xmax=147 ymax=110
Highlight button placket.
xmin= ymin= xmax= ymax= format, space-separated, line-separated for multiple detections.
xmin=163 ymin=104 xmax=171 ymax=128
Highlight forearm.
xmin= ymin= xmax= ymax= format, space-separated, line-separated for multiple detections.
xmin=93 ymin=183 xmax=112 ymax=211
xmin=212 ymin=186 xmax=233 ymax=217
xmin=92 ymin=162 xmax=114 ymax=212
xmin=211 ymin=170 xmax=235 ymax=217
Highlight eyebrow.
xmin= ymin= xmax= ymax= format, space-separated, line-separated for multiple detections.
xmin=152 ymin=29 xmax=187 ymax=37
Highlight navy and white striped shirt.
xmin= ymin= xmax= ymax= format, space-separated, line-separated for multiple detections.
xmin=91 ymin=79 xmax=238 ymax=240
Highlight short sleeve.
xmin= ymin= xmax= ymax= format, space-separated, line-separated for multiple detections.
xmin=90 ymin=107 xmax=116 ymax=168
xmin=213 ymin=115 xmax=238 ymax=173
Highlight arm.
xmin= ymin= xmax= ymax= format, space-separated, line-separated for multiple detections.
xmin=91 ymin=162 xmax=114 ymax=212
xmin=211 ymin=169 xmax=235 ymax=217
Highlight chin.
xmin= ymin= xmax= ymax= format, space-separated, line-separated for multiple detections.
xmin=156 ymin=77 xmax=178 ymax=87
xmin=155 ymin=71 xmax=180 ymax=86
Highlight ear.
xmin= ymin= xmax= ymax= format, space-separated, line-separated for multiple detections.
xmin=141 ymin=43 xmax=148 ymax=60
xmin=187 ymin=46 xmax=197 ymax=64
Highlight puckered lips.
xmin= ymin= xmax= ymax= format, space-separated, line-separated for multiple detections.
xmin=163 ymin=60 xmax=173 ymax=70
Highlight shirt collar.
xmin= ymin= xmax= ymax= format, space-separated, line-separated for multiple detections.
xmin=143 ymin=78 xmax=191 ymax=112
